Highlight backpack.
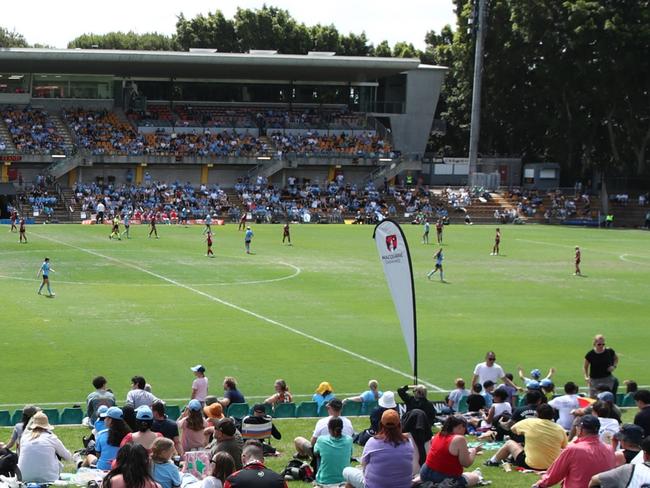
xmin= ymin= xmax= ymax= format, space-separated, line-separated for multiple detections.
xmin=0 ymin=448 xmax=19 ymax=478
xmin=281 ymin=458 xmax=314 ymax=482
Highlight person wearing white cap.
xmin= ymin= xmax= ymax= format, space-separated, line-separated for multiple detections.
xmin=190 ymin=364 xmax=208 ymax=404
xmin=18 ymin=411 xmax=72 ymax=483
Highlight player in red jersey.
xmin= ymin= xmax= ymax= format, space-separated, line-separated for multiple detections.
xmin=205 ymin=231 xmax=214 ymax=257
xmin=148 ymin=213 xmax=159 ymax=239
xmin=491 ymin=228 xmax=501 ymax=255
xmin=238 ymin=212 xmax=247 ymax=231
xmin=436 ymin=219 xmax=444 ymax=244
xmin=10 ymin=210 xmax=18 ymax=232
xmin=282 ymin=223 xmax=292 ymax=245
xmin=574 ymin=246 xmax=581 ymax=276
xmin=19 ymin=218 xmax=27 ymax=243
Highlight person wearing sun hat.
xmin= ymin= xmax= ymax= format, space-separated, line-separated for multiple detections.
xmin=18 ymin=411 xmax=73 ymax=483
xmin=204 ymin=401 xmax=225 ymax=421
xmin=313 ymin=381 xmax=335 ymax=409
xmin=190 ymin=364 xmax=208 ymax=405
xmin=177 ymin=399 xmax=209 ymax=452
xmin=343 ymin=409 xmax=416 ymax=488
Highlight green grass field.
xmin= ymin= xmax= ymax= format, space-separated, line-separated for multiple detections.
xmin=1 ymin=223 xmax=649 ymax=407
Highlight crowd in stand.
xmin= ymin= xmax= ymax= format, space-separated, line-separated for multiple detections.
xmin=2 ymin=334 xmax=649 ymax=488
xmin=2 ymin=106 xmax=68 ymax=155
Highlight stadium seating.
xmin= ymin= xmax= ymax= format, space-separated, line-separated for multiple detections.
xmin=0 ymin=410 xmax=11 ymax=427
xmin=341 ymin=401 xmax=362 ymax=416
xmin=295 ymin=401 xmax=318 ymax=418
xmin=226 ymin=403 xmax=249 ymax=419
xmin=457 ymin=396 xmax=469 ymax=414
xmin=317 ymin=403 xmax=329 ymax=417
xmin=166 ymin=405 xmax=181 ymax=420
xmin=251 ymin=403 xmax=273 ymax=416
xmin=60 ymin=407 xmax=83 ymax=425
xmin=11 ymin=410 xmax=21 ymax=425
xmin=42 ymin=408 xmax=60 ymax=425
xmin=621 ymin=394 xmax=636 ymax=407
xmin=272 ymin=402 xmax=296 ymax=418
xmin=361 ymin=400 xmax=379 ymax=415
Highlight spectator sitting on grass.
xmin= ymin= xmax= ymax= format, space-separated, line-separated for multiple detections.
xmin=264 ymin=379 xmax=293 ymax=406
xmin=313 ymin=417 xmax=353 ymax=486
xmin=120 ymin=406 xmax=163 ymax=453
xmin=633 ymin=389 xmax=650 ymax=438
xmin=3 ymin=404 xmax=40 ymax=452
xmin=242 ymin=404 xmax=281 ymax=456
xmin=498 ymin=389 xmax=543 ymax=442
xmin=151 ymin=401 xmax=182 ymax=456
xmin=86 ymin=375 xmax=116 ymax=426
xmin=87 ymin=406 xmax=131 ymax=470
xmin=445 ymin=378 xmax=470 ymax=413
xmin=224 ymin=441 xmax=287 ymax=488
xmin=126 ymin=375 xmax=158 ymax=409
xmin=548 ymin=381 xmax=580 ymax=431
xmin=466 ymin=383 xmax=487 ymax=414
xmin=209 ymin=418 xmax=243 ymax=471
xmin=590 ymin=436 xmax=650 ymax=488
xmin=219 ymin=376 xmax=245 ymax=409
xmin=202 ymin=451 xmax=236 ymax=488
xmin=397 ymin=384 xmax=438 ymax=425
xmin=294 ymin=399 xmax=354 ymax=459
xmin=612 ymin=424 xmax=644 ymax=466
xmin=177 ymin=399 xmax=209 ymax=452
xmin=151 ymin=437 xmax=181 ymax=488
xmin=342 ymin=379 xmax=383 ymax=406
xmin=312 ymin=381 xmax=335 ymax=409
xmin=102 ymin=443 xmax=161 ymax=488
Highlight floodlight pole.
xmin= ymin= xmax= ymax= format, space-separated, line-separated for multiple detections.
xmin=468 ymin=0 xmax=487 ymax=187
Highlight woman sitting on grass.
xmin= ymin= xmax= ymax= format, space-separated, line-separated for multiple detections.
xmin=120 ymin=406 xmax=162 ymax=454
xmin=87 ymin=407 xmax=131 ymax=470
xmin=177 ymin=399 xmax=209 ymax=452
xmin=102 ymin=443 xmax=161 ymax=488
xmin=201 ymin=451 xmax=236 ymax=488
xmin=264 ymin=379 xmax=293 ymax=405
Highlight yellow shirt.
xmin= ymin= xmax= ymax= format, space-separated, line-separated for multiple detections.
xmin=512 ymin=418 xmax=568 ymax=469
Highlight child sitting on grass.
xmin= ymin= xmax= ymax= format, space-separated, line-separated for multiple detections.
xmin=151 ymin=437 xmax=181 ymax=488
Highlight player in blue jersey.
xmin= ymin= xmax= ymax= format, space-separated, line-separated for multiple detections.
xmin=122 ymin=211 xmax=131 ymax=239
xmin=203 ymin=213 xmax=212 ymax=235
xmin=427 ymin=248 xmax=444 ymax=282
xmin=245 ymin=226 xmax=254 ymax=254
xmin=37 ymin=257 xmax=55 ymax=297
xmin=422 ymin=220 xmax=430 ymax=244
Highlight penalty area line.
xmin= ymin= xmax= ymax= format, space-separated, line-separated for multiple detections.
xmin=33 ymin=232 xmax=444 ymax=392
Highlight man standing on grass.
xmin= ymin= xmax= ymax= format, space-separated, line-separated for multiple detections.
xmin=575 ymin=246 xmax=582 ymax=275
xmin=422 ymin=220 xmax=430 ymax=244
xmin=427 ymin=248 xmax=444 ymax=282
xmin=19 ymin=217 xmax=27 ymax=243
xmin=282 ymin=223 xmax=292 ymax=245
xmin=245 ymin=226 xmax=254 ymax=254
xmin=37 ymin=257 xmax=54 ymax=297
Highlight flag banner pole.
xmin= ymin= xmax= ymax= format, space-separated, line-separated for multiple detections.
xmin=372 ymin=219 xmax=418 ymax=383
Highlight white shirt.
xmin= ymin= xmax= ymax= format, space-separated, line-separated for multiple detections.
xmin=126 ymin=389 xmax=158 ymax=409
xmin=548 ymin=394 xmax=580 ymax=430
xmin=473 ymin=362 xmax=505 ymax=385
xmin=192 ymin=377 xmax=209 ymax=402
xmin=18 ymin=432 xmax=72 ymax=483
xmin=312 ymin=415 xmax=354 ymax=439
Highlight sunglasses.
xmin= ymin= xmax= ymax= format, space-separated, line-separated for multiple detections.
xmin=596 ymin=343 xmax=605 ymax=346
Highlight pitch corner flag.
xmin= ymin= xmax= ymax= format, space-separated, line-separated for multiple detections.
xmin=373 ymin=219 xmax=417 ymax=381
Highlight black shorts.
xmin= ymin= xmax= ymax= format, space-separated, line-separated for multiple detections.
xmin=514 ymin=451 xmax=532 ymax=469
xmin=43 ymin=275 xmax=49 ymax=280
xmin=435 ymin=264 xmax=442 ymax=269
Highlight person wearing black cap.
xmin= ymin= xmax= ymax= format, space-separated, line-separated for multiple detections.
xmin=293 ymin=399 xmax=354 ymax=458
xmin=534 ymin=415 xmax=615 ymax=488
xmin=212 ymin=418 xmax=243 ymax=471
xmin=613 ymin=424 xmax=645 ymax=465
xmin=241 ymin=404 xmax=281 ymax=456
xmin=590 ymin=437 xmax=650 ymax=488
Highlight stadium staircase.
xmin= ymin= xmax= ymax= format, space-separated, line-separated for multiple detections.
xmin=463 ymin=193 xmax=513 ymax=224
xmin=50 ymin=113 xmax=76 ymax=154
xmin=371 ymin=159 xmax=422 ymax=187
xmin=18 ymin=184 xmax=79 ymax=224
xmin=0 ymin=118 xmax=18 ymax=153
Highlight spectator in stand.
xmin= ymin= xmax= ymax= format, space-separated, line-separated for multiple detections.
xmin=86 ymin=375 xmax=116 ymax=426
xmin=102 ymin=443 xmax=161 ymax=488
xmin=343 ymin=410 xmax=416 ymax=488
xmin=313 ymin=417 xmax=353 ymax=486
xmin=633 ymin=390 xmax=650 ymax=437
xmin=397 ymin=384 xmax=438 ymax=425
xmin=202 ymin=451 xmax=236 ymax=488
xmin=120 ymin=406 xmax=163 ymax=453
xmin=151 ymin=437 xmax=181 ymax=488
xmin=612 ymin=424 xmax=644 ymax=466
xmin=220 ymin=377 xmax=245 ymax=409
xmin=534 ymin=415 xmax=615 ymax=488
xmin=590 ymin=436 xmax=650 ymax=488
xmin=584 ymin=334 xmax=619 ymax=397
xmin=548 ymin=381 xmax=581 ymax=431
xmin=224 ymin=442 xmax=287 ymax=488
xmin=242 ymin=404 xmax=281 ymax=456
xmin=294 ymin=399 xmax=354 ymax=459
xmin=177 ymin=399 xmax=209 ymax=452
xmin=446 ymin=378 xmax=470 ymax=413
xmin=3 ymin=404 xmax=40 ymax=452
xmin=498 ymin=390 xmax=544 ymax=442
xmin=419 ymin=415 xmax=483 ymax=487
xmin=89 ymin=407 xmax=131 ymax=470
xmin=313 ymin=382 xmax=336 ymax=409
xmin=343 ymin=379 xmax=383 ymax=407
xmin=485 ymin=404 xmax=567 ymax=470
xmin=151 ymin=401 xmax=182 ymax=456
xmin=17 ymin=411 xmax=72 ymax=483
xmin=126 ymin=375 xmax=158 ymax=408
xmin=591 ymin=401 xmax=621 ymax=445
xmin=264 ymin=379 xmax=292 ymax=406
xmin=472 ymin=351 xmax=519 ymax=391
xmin=466 ymin=383 xmax=487 ymax=414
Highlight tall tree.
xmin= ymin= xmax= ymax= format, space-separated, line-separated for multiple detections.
xmin=67 ymin=31 xmax=174 ymax=50
xmin=0 ymin=27 xmax=29 ymax=47
xmin=175 ymin=11 xmax=237 ymax=52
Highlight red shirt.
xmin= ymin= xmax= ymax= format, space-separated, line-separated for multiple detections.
xmin=425 ymin=433 xmax=463 ymax=477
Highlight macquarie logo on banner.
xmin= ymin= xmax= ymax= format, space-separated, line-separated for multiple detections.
xmin=373 ymin=219 xmax=418 ymax=379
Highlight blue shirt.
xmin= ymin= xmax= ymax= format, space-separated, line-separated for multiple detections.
xmin=41 ymin=262 xmax=50 ymax=276
xmin=436 ymin=252 xmax=443 ymax=265
xmin=313 ymin=393 xmax=336 ymax=409
xmin=424 ymin=222 xmax=430 ymax=232
xmin=95 ymin=429 xmax=119 ymax=470
xmin=152 ymin=461 xmax=181 ymax=488
xmin=124 ymin=215 xmax=130 ymax=226
xmin=245 ymin=229 xmax=253 ymax=241
xmin=360 ymin=390 xmax=383 ymax=403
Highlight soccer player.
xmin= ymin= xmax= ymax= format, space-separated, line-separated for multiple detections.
xmin=491 ymin=228 xmax=501 ymax=255
xmin=436 ymin=219 xmax=444 ymax=244
xmin=148 ymin=213 xmax=159 ymax=239
xmin=122 ymin=211 xmax=131 ymax=239
xmin=205 ymin=231 xmax=214 ymax=257
xmin=422 ymin=220 xmax=430 ymax=244
xmin=109 ymin=215 xmax=121 ymax=240
xmin=10 ymin=210 xmax=17 ymax=232
xmin=19 ymin=217 xmax=27 ymax=243
xmin=238 ymin=212 xmax=247 ymax=231
xmin=203 ymin=213 xmax=212 ymax=235
xmin=427 ymin=248 xmax=444 ymax=282
xmin=282 ymin=223 xmax=292 ymax=245
xmin=574 ymin=246 xmax=581 ymax=276
xmin=244 ymin=226 xmax=254 ymax=254
xmin=37 ymin=257 xmax=55 ymax=297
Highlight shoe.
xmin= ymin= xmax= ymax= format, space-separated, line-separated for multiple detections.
xmin=483 ymin=459 xmax=501 ymax=467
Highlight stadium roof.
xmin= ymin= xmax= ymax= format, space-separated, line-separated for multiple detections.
xmin=0 ymin=48 xmax=445 ymax=82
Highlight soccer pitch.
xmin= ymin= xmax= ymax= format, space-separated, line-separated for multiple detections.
xmin=1 ymin=223 xmax=648 ymax=407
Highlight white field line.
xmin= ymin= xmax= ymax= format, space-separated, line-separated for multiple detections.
xmin=33 ymin=232 xmax=444 ymax=393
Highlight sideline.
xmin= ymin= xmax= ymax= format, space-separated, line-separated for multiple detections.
xmin=32 ymin=232 xmax=444 ymax=393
